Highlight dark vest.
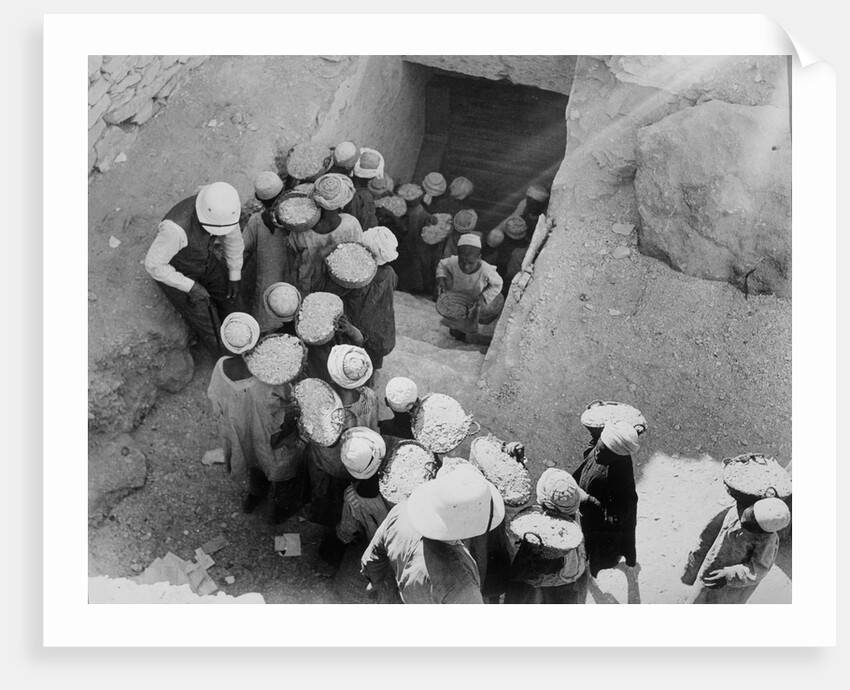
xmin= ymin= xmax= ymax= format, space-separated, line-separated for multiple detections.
xmin=162 ymin=195 xmax=215 ymax=281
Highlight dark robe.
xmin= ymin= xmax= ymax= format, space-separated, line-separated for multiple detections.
xmin=572 ymin=441 xmax=638 ymax=577
xmin=343 ymin=187 xmax=378 ymax=231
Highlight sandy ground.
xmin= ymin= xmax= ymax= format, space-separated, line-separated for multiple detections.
xmin=88 ymin=56 xmax=791 ymax=604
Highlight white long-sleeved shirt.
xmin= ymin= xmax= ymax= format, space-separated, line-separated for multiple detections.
xmin=144 ymin=219 xmax=244 ymax=293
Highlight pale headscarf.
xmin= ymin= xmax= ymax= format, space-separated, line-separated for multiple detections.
xmin=253 ymin=171 xmax=284 ymax=201
xmin=601 ymin=421 xmax=641 ymax=456
xmin=536 ymin=468 xmax=582 ymax=516
xmin=333 ymin=141 xmax=360 ymax=168
xmin=453 ymin=209 xmax=478 ymax=233
xmin=220 ymin=312 xmax=260 ymax=354
xmin=361 ymin=226 xmax=399 ymax=266
xmin=340 ymin=427 xmax=386 ymax=480
xmin=353 ymin=148 xmax=385 ymax=180
xmin=422 ymin=172 xmax=446 ymax=205
xmin=385 ymin=376 xmax=418 ymax=412
xmin=450 ymin=176 xmax=474 ymax=201
xmin=327 ymin=345 xmax=373 ymax=389
xmin=313 ymin=173 xmax=355 ymax=210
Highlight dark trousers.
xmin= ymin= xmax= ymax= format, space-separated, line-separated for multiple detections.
xmin=157 ymin=257 xmax=237 ymax=357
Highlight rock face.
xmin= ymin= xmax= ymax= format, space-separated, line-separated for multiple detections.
xmin=89 ymin=55 xmax=209 ymax=174
xmin=88 ymin=434 xmax=148 ymax=519
xmin=635 ymin=101 xmax=791 ymax=297
xmin=403 ymin=55 xmax=576 ymax=95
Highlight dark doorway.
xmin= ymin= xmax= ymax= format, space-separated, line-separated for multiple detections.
xmin=413 ymin=72 xmax=568 ymax=231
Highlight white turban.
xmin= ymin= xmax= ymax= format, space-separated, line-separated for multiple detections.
xmin=340 ymin=427 xmax=386 ymax=479
xmin=220 ymin=312 xmax=260 ymax=355
xmin=353 ymin=148 xmax=385 ymax=180
xmin=362 ymin=226 xmax=399 ymax=266
xmin=333 ymin=141 xmax=360 ymax=168
xmin=253 ymin=171 xmax=284 ymax=201
xmin=601 ymin=421 xmax=641 ymax=456
xmin=385 ymin=376 xmax=418 ymax=412
xmin=327 ymin=344 xmax=373 ymax=389
xmin=313 ymin=173 xmax=355 ymax=211
xmin=536 ymin=468 xmax=581 ymax=516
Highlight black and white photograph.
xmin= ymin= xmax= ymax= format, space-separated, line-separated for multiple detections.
xmin=83 ymin=51 xmax=796 ymax=608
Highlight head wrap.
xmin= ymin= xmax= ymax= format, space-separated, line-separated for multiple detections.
xmin=601 ymin=421 xmax=641 ymax=457
xmin=453 ymin=209 xmax=478 ymax=233
xmin=527 ymin=184 xmax=550 ymax=202
xmin=353 ymin=148 xmax=385 ymax=180
xmin=313 ymin=173 xmax=355 ymax=211
xmin=422 ymin=172 xmax=447 ymax=203
xmin=504 ymin=216 xmax=528 ymax=240
xmin=487 ymin=228 xmax=505 ymax=248
xmin=449 ymin=176 xmax=474 ymax=201
xmin=327 ymin=345 xmax=373 ymax=389
xmin=263 ymin=282 xmax=302 ymax=322
xmin=362 ymin=226 xmax=399 ymax=266
xmin=536 ymin=468 xmax=582 ymax=516
xmin=253 ymin=171 xmax=284 ymax=201
xmin=333 ymin=141 xmax=360 ymax=168
xmin=385 ymin=376 xmax=418 ymax=413
xmin=220 ymin=312 xmax=260 ymax=354
xmin=367 ymin=174 xmax=394 ymax=199
xmin=752 ymin=497 xmax=791 ymax=533
xmin=457 ymin=233 xmax=482 ymax=250
xmin=340 ymin=427 xmax=386 ymax=480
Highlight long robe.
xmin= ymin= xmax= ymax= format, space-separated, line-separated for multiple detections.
xmin=572 ymin=442 xmax=638 ymax=577
xmin=681 ymin=506 xmax=780 ymax=604
xmin=207 ymin=357 xmax=305 ymax=483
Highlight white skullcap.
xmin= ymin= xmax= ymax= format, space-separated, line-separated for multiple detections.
xmin=385 ymin=376 xmax=418 ymax=412
xmin=456 ymin=233 xmax=482 ymax=249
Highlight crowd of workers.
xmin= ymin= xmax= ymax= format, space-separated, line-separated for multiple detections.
xmin=142 ymin=141 xmax=791 ymax=604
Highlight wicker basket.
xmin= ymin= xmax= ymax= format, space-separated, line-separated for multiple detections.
xmin=295 ymin=292 xmax=344 ymax=346
xmin=722 ymin=453 xmax=792 ymax=502
xmin=378 ymin=440 xmax=439 ymax=506
xmin=285 ymin=143 xmax=332 ymax=182
xmin=374 ymin=195 xmax=407 ymax=218
xmin=292 ymin=378 xmax=345 ymax=447
xmin=508 ymin=506 xmax=583 ymax=558
xmin=579 ymin=400 xmax=647 ymax=435
xmin=277 ymin=193 xmax=321 ymax=233
xmin=243 ymin=333 xmax=306 ymax=386
xmin=469 ymin=435 xmax=532 ymax=507
xmin=421 ymin=213 xmax=453 ymax=245
xmin=411 ymin=393 xmax=477 ymax=454
xmin=325 ymin=242 xmax=378 ymax=289
xmin=436 ymin=291 xmax=476 ymax=321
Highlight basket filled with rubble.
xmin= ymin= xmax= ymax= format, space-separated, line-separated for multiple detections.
xmin=580 ymin=400 xmax=647 ymax=435
xmin=421 ymin=213 xmax=453 ymax=245
xmin=292 ymin=377 xmax=345 ymax=447
xmin=284 ymin=142 xmax=332 ymax=182
xmin=276 ymin=193 xmax=321 ymax=233
xmin=326 ymin=242 xmax=378 ymax=289
xmin=374 ymin=195 xmax=407 ymax=218
xmin=411 ymin=393 xmax=478 ymax=454
xmin=722 ymin=453 xmax=792 ymax=502
xmin=469 ymin=435 xmax=532 ymax=506
xmin=295 ymin=292 xmax=344 ymax=346
xmin=508 ymin=506 xmax=584 ymax=558
xmin=243 ymin=334 xmax=306 ymax=386
xmin=379 ymin=440 xmax=439 ymax=506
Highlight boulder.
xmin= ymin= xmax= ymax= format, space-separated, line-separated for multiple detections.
xmin=634 ymin=100 xmax=791 ymax=298
xmin=155 ymin=347 xmax=195 ymax=393
xmin=88 ymin=433 xmax=148 ymax=519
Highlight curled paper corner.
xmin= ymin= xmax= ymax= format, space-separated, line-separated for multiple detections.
xmin=763 ymin=14 xmax=824 ymax=69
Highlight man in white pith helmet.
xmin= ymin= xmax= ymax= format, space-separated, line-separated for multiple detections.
xmin=145 ymin=181 xmax=245 ymax=356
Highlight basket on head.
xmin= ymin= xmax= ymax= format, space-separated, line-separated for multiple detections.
xmin=285 ymin=142 xmax=332 ymax=182
xmin=469 ymin=435 xmax=532 ymax=507
xmin=378 ymin=439 xmax=440 ymax=506
xmin=580 ymin=400 xmax=647 ymax=435
xmin=411 ymin=393 xmax=475 ymax=455
xmin=276 ymin=192 xmax=321 ymax=233
xmin=508 ymin=506 xmax=584 ymax=558
xmin=325 ymin=242 xmax=378 ymax=289
xmin=374 ymin=195 xmax=407 ymax=218
xmin=721 ymin=453 xmax=792 ymax=502
xmin=295 ymin=292 xmax=344 ymax=346
xmin=421 ymin=213 xmax=453 ymax=245
xmin=436 ymin=290 xmax=477 ymax=321
xmin=243 ymin=333 xmax=307 ymax=386
xmin=292 ymin=378 xmax=345 ymax=447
